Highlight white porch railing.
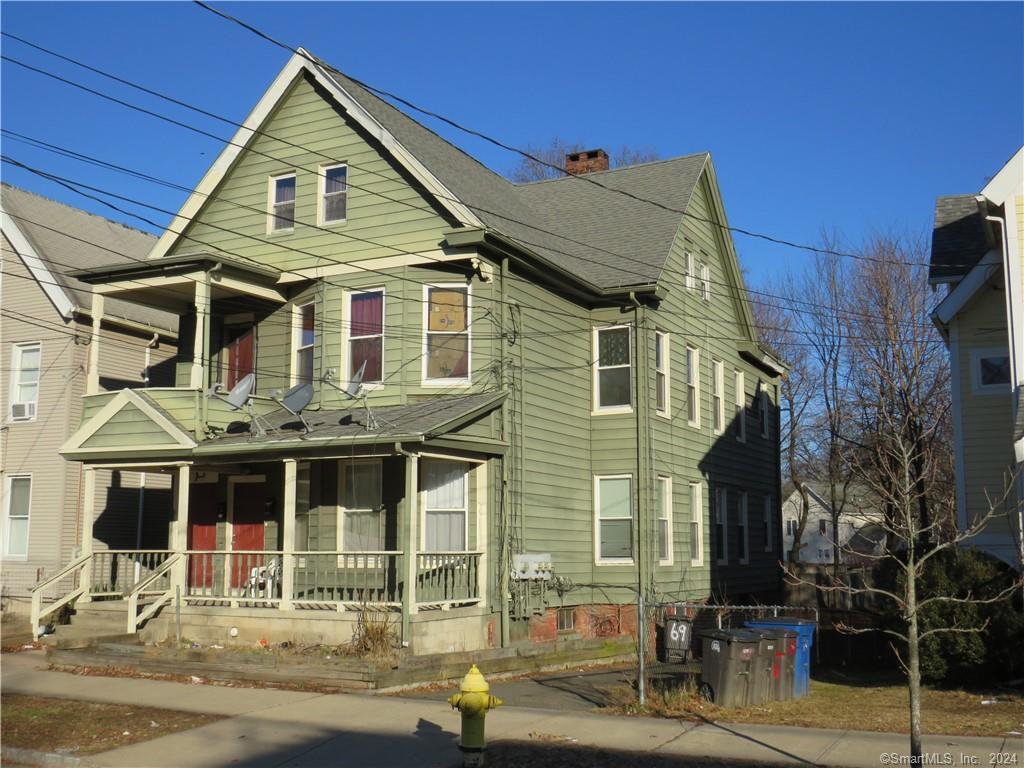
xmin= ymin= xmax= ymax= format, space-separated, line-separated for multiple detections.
xmin=416 ymin=552 xmax=483 ymax=609
xmin=30 ymin=553 xmax=90 ymax=638
xmin=90 ymin=550 xmax=174 ymax=597
xmin=126 ymin=553 xmax=183 ymax=633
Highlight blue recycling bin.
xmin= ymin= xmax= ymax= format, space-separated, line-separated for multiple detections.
xmin=744 ymin=618 xmax=816 ymax=698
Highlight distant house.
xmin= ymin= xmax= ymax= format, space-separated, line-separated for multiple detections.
xmin=0 ymin=185 xmax=178 ymax=617
xmin=781 ymin=483 xmax=885 ymax=566
xmin=929 ymin=147 xmax=1023 ymax=571
xmin=33 ymin=48 xmax=785 ymax=652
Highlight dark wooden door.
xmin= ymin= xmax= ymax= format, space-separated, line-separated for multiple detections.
xmin=230 ymin=481 xmax=266 ymax=589
xmin=187 ymin=483 xmax=218 ymax=590
xmin=225 ymin=327 xmax=255 ymax=390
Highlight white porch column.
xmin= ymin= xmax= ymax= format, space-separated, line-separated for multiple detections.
xmin=280 ymin=459 xmax=297 ymax=611
xmin=86 ymin=293 xmax=104 ymax=395
xmin=78 ymin=467 xmax=96 ymax=602
xmin=190 ymin=274 xmax=210 ymax=390
xmin=171 ymin=466 xmax=190 ymax=593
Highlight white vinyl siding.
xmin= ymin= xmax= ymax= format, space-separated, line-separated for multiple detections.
xmin=9 ymin=342 xmax=40 ymax=422
xmin=3 ymin=475 xmax=31 ymax=558
xmin=422 ymin=459 xmax=468 ymax=551
xmin=689 ymin=481 xmax=703 ymax=566
xmin=595 ymin=475 xmax=633 ymax=563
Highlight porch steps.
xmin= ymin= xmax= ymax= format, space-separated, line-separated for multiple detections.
xmin=40 ymin=599 xmax=149 ymax=649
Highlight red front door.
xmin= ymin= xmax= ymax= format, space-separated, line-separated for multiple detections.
xmin=225 ymin=327 xmax=255 ymax=390
xmin=187 ymin=483 xmax=218 ymax=590
xmin=230 ymin=481 xmax=266 ymax=589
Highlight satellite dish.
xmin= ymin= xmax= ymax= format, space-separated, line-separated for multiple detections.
xmin=344 ymin=361 xmax=366 ymax=399
xmin=281 ymin=382 xmax=314 ymax=416
xmin=225 ymin=374 xmax=256 ymax=411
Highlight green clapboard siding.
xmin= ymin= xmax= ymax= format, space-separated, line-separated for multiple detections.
xmin=80 ymin=402 xmax=179 ymax=448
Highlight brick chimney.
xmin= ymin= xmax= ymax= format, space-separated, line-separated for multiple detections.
xmin=565 ymin=148 xmax=609 ymax=175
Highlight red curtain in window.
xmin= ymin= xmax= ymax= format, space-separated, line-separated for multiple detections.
xmin=351 ymin=292 xmax=383 ymax=337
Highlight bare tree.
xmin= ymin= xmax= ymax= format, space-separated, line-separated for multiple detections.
xmin=783 ymin=234 xmax=1021 ymax=760
xmin=506 ymin=137 xmax=659 ymax=183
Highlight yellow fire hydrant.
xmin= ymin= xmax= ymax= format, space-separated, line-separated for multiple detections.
xmin=448 ymin=664 xmax=502 ymax=765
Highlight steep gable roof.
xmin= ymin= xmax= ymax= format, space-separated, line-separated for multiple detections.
xmin=152 ymin=49 xmax=712 ymax=294
xmin=929 ymin=194 xmax=994 ymax=284
xmin=1 ymin=184 xmax=177 ymax=333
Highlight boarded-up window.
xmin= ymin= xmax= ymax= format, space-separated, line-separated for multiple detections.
xmin=425 ymin=287 xmax=469 ymax=381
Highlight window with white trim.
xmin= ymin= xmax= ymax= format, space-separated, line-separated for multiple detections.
xmin=686 ymin=346 xmax=700 ymax=426
xmin=734 ymin=369 xmax=746 ymax=442
xmin=700 ymin=263 xmax=711 ymax=302
xmin=819 ymin=519 xmax=828 ymax=536
xmin=685 ymin=251 xmax=696 ymax=291
xmin=422 ymin=459 xmax=468 ymax=551
xmin=689 ymin=481 xmax=703 ymax=566
xmin=657 ymin=476 xmax=672 ymax=565
xmin=269 ymin=173 xmax=296 ymax=232
xmin=424 ymin=285 xmax=470 ymax=382
xmin=655 ymin=331 xmax=669 ymax=417
xmin=763 ymin=496 xmax=774 ymax=553
xmin=348 ymin=289 xmax=384 ymax=383
xmin=711 ymin=359 xmax=724 ymax=433
xmin=9 ymin=342 xmax=40 ymax=422
xmin=714 ymin=486 xmax=728 ymax=564
xmin=320 ymin=164 xmax=348 ymax=224
xmin=595 ymin=475 xmax=633 ymax=562
xmin=3 ymin=475 xmax=31 ymax=557
xmin=339 ymin=460 xmax=383 ymax=551
xmin=972 ymin=348 xmax=1010 ymax=392
xmin=294 ymin=302 xmax=315 ymax=384
xmin=738 ymin=492 xmax=749 ymax=564
xmin=786 ymin=518 xmax=795 ymax=537
xmin=594 ymin=326 xmax=632 ymax=412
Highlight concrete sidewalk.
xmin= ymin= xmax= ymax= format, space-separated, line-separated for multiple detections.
xmin=3 ymin=651 xmax=1020 ymax=768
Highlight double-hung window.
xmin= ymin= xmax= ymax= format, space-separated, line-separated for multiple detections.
xmin=700 ymin=263 xmax=711 ymax=302
xmin=348 ymin=289 xmax=384 ymax=383
xmin=711 ymin=360 xmax=724 ymax=433
xmin=424 ymin=285 xmax=470 ymax=383
xmin=3 ymin=475 xmax=31 ymax=557
xmin=338 ymin=460 xmax=383 ymax=552
xmin=734 ymin=369 xmax=746 ymax=441
xmin=294 ymin=302 xmax=315 ymax=384
xmin=685 ymin=251 xmax=696 ymax=291
xmin=689 ymin=481 xmax=703 ymax=566
xmin=657 ymin=476 xmax=672 ymax=565
xmin=422 ymin=459 xmax=468 ymax=551
xmin=595 ymin=475 xmax=633 ymax=563
xmin=320 ymin=164 xmax=348 ymax=224
xmin=269 ymin=173 xmax=296 ymax=232
xmin=763 ymin=496 xmax=774 ymax=553
xmin=714 ymin=487 xmax=728 ymax=564
xmin=655 ymin=331 xmax=669 ymax=417
xmin=738 ymin=492 xmax=749 ymax=564
xmin=594 ymin=326 xmax=632 ymax=412
xmin=759 ymin=385 xmax=769 ymax=437
xmin=9 ymin=342 xmax=40 ymax=422
xmin=819 ymin=519 xmax=828 ymax=537
xmin=786 ymin=519 xmax=796 ymax=537
xmin=685 ymin=346 xmax=700 ymax=427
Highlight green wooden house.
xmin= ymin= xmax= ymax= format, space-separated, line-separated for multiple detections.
xmin=38 ymin=49 xmax=785 ymax=652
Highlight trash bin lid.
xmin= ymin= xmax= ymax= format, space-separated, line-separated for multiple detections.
xmin=746 ymin=618 xmax=816 ymax=627
xmin=700 ymin=628 xmax=760 ymax=644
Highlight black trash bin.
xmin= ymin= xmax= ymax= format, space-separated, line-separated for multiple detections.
xmin=660 ymin=614 xmax=694 ymax=663
xmin=699 ymin=629 xmax=759 ymax=707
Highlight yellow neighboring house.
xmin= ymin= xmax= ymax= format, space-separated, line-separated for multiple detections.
xmin=930 ymin=147 xmax=1023 ymax=571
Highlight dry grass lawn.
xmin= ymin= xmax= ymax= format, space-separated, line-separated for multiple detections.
xmin=0 ymin=695 xmax=223 ymax=756
xmin=613 ymin=672 xmax=1024 ymax=737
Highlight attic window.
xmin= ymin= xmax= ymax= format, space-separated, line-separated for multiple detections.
xmin=321 ymin=164 xmax=348 ymax=224
xmin=270 ymin=173 xmax=296 ymax=232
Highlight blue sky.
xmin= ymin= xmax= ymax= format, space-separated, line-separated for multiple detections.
xmin=2 ymin=2 xmax=1021 ymax=287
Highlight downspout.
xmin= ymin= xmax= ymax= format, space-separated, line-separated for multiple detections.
xmin=628 ymin=292 xmax=646 ymax=602
xmin=143 ymin=333 xmax=159 ymax=387
xmin=499 ymin=257 xmax=511 ymax=648
xmin=985 ymin=211 xmax=1024 ymax=576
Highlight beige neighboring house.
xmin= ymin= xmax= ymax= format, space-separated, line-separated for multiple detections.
xmin=930 ymin=147 xmax=1024 ymax=571
xmin=0 ymin=184 xmax=178 ymax=618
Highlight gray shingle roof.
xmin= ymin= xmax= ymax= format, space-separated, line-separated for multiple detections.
xmin=930 ymin=194 xmax=992 ymax=283
xmin=316 ymin=61 xmax=705 ymax=290
xmin=1 ymin=184 xmax=178 ymax=333
xmin=200 ymin=392 xmax=504 ymax=449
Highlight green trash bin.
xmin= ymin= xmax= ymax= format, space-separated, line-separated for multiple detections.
xmin=699 ymin=629 xmax=759 ymax=707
